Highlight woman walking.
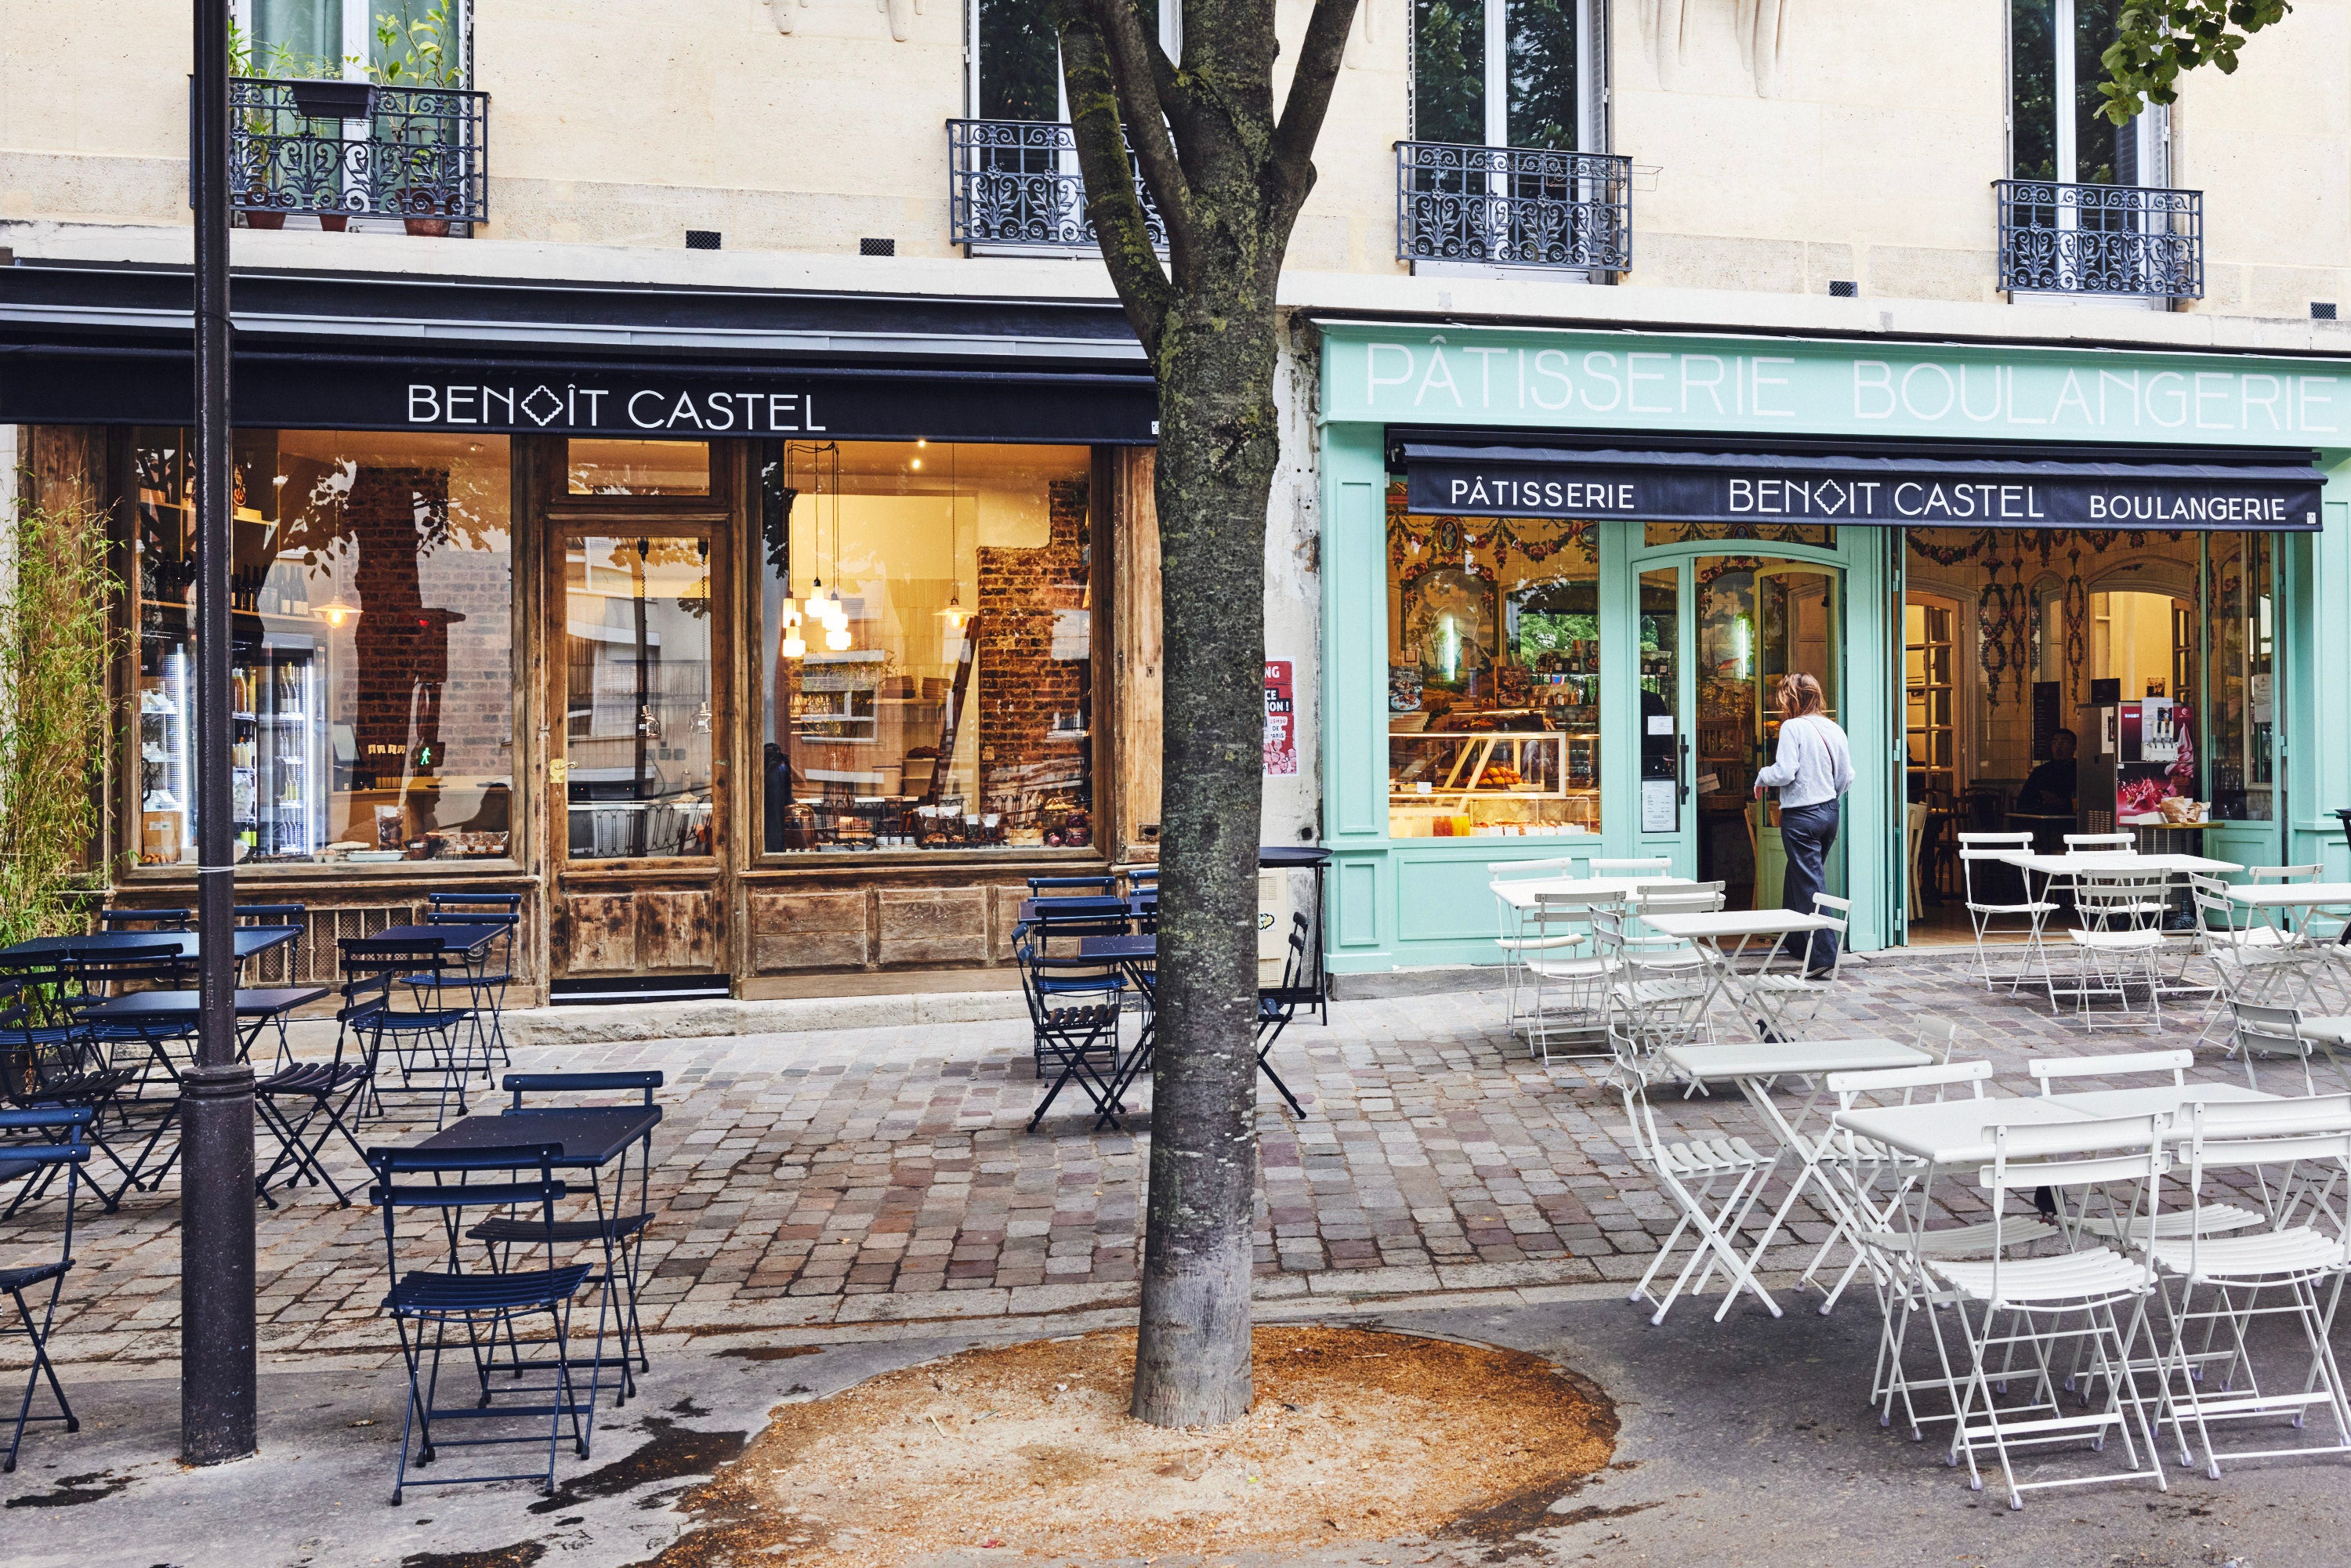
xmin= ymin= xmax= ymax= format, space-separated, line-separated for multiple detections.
xmin=1751 ymin=672 xmax=1853 ymax=977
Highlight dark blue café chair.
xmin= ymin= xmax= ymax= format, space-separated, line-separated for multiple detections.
xmin=368 ymin=1142 xmax=598 ymax=1504
xmin=466 ymin=1070 xmax=663 ymax=1403
xmin=0 ymin=1108 xmax=92 ymax=1472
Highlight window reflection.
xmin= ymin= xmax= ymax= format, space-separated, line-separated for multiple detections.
xmin=1387 ymin=487 xmax=1600 ymax=838
xmin=563 ymin=534 xmax=715 ymax=858
xmin=757 ymin=441 xmax=1095 ymax=853
xmin=132 ymin=429 xmax=514 ymax=866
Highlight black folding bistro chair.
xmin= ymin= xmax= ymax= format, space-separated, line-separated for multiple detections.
xmin=1027 ymin=874 xmax=1118 ymax=898
xmin=0 ymin=974 xmax=141 ymax=1212
xmin=340 ymin=937 xmax=476 ymax=1127
xmin=468 ymin=1071 xmax=663 ymax=1405
xmin=97 ymin=907 xmax=190 ymax=932
xmin=234 ymin=904 xmax=306 ymax=1063
xmin=253 ymin=959 xmax=389 ymax=1208
xmin=1253 ymin=912 xmax=1313 ymax=1119
xmin=64 ymin=939 xmax=192 ymax=1092
xmin=1017 ymin=934 xmax=1130 ymax=1132
xmin=0 ymin=1107 xmax=91 ymax=1473
xmin=367 ymin=1141 xmax=599 ymax=1504
xmin=413 ymin=892 xmax=522 ymax=1070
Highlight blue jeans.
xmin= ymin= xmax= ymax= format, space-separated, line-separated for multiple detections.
xmin=1778 ymin=799 xmax=1841 ymax=972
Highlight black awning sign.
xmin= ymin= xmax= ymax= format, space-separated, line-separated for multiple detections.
xmin=1405 ymin=458 xmax=2322 ymax=531
xmin=404 ymin=380 xmax=833 ymax=435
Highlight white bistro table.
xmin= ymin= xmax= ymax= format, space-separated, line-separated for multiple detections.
xmin=1488 ymin=874 xmax=1696 ymax=912
xmin=1658 ymin=1036 xmax=1934 ymax=1321
xmin=1641 ymin=908 xmax=1839 ymax=1041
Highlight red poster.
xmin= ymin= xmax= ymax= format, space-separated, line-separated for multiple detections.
xmin=1263 ymin=660 xmax=1297 ymax=776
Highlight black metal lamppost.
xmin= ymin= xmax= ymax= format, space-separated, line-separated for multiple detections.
xmin=183 ymin=0 xmax=259 ymax=1466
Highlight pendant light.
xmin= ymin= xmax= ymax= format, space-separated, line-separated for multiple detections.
xmin=937 ymin=442 xmax=969 ymax=633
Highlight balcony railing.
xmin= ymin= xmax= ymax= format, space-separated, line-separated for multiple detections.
xmin=946 ymin=118 xmax=1166 ymax=253
xmin=210 ymin=76 xmax=489 ymax=227
xmin=1995 ymin=179 xmax=2203 ymax=300
xmin=1395 ymin=142 xmax=1632 ymax=273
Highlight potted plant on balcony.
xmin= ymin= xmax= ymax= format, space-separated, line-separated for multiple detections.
xmin=370 ymin=2 xmax=468 ymax=235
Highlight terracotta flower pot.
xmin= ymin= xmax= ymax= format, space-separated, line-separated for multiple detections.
xmin=404 ymin=216 xmax=451 ymax=237
xmin=242 ymin=211 xmax=286 ymax=230
xmin=318 ymin=214 xmax=348 ymax=233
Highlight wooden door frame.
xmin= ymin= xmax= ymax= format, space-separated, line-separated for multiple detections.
xmin=538 ymin=436 xmax=738 ymax=981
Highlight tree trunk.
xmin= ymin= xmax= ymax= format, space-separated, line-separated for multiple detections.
xmin=1129 ymin=276 xmax=1281 ymax=1428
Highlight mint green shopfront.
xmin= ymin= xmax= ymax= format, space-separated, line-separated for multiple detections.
xmin=1313 ymin=320 xmax=2351 ymax=973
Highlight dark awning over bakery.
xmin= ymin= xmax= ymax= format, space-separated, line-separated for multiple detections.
xmin=1399 ymin=441 xmax=2325 ymax=531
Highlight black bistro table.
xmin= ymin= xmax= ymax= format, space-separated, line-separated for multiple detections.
xmin=409 ymin=1103 xmax=664 ymax=1394
xmin=0 ymin=925 xmax=299 ymax=967
xmin=72 ymin=984 xmax=328 ymax=1198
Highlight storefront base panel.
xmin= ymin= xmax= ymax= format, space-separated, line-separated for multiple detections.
xmin=1320 ymin=836 xmax=1877 ymax=974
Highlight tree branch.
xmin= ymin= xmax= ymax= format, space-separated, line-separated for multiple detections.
xmin=1058 ymin=6 xmax=1177 ymax=355
xmin=1083 ymin=0 xmax=1201 ymax=258
xmin=1266 ymin=0 xmax=1360 ymax=230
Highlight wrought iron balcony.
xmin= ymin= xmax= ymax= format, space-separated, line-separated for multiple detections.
xmin=209 ymin=76 xmax=489 ymax=227
xmin=946 ymin=119 xmax=1166 ymax=253
xmin=1395 ymin=142 xmax=1632 ymax=273
xmin=1995 ymin=179 xmax=2202 ymax=300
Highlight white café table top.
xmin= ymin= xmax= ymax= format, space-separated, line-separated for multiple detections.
xmin=1662 ymin=1037 xmax=1932 ymax=1081
xmin=1489 ymin=875 xmax=1693 ymax=911
xmin=2042 ymin=1082 xmax=2277 ymax=1123
xmin=2226 ymin=882 xmax=2351 ymax=908
xmin=1831 ymin=1095 xmax=2094 ymax=1164
xmin=1995 ymin=849 xmax=2244 ymax=877
xmin=1836 ymin=1084 xmax=2284 ymax=1162
xmin=1640 ymin=909 xmax=1838 ymax=941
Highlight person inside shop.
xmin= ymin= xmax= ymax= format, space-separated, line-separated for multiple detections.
xmin=2012 ymin=726 xmax=2078 ymax=816
xmin=1752 ymin=672 xmax=1853 ymax=980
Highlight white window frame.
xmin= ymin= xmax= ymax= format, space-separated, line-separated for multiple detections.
xmin=1414 ymin=0 xmax=1602 ymax=151
xmin=966 ymin=0 xmax=1178 ymax=121
xmin=2016 ymin=0 xmax=2168 ymax=188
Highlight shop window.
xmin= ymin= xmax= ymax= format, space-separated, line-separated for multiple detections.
xmin=132 ymin=429 xmax=514 ymax=867
xmin=755 ymin=441 xmax=1096 ymax=854
xmin=1643 ymin=520 xmax=1835 ymax=550
xmin=567 ymin=439 xmax=712 ymax=497
xmin=1388 ymin=494 xmax=1599 ymax=838
xmin=2206 ymin=533 xmax=2274 ymax=821
xmin=563 ymin=534 xmax=715 ymax=858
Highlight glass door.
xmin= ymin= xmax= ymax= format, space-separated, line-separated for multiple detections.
xmin=1633 ymin=555 xmax=1845 ymax=910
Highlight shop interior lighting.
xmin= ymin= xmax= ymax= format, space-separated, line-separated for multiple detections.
xmin=939 ymin=444 xmax=969 ymax=631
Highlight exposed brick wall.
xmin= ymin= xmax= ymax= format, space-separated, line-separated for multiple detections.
xmin=975 ymin=476 xmax=1092 ymax=837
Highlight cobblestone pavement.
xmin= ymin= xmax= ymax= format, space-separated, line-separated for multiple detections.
xmin=0 ymin=947 xmax=2320 ymax=1372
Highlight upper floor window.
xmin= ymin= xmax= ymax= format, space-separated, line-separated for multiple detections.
xmin=2009 ymin=0 xmax=2164 ymax=186
xmin=235 ymin=0 xmax=469 ymax=85
xmin=1412 ymin=0 xmax=1603 ymax=150
xmin=971 ymin=0 xmax=1176 ymax=121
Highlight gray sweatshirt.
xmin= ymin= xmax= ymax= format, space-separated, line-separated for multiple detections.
xmin=1755 ymin=712 xmax=1854 ymax=810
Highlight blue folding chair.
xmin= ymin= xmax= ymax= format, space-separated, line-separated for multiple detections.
xmin=467 ymin=1070 xmax=663 ymax=1406
xmin=342 ymin=937 xmax=475 ymax=1126
xmin=415 ymin=892 xmax=522 ymax=1070
xmin=367 ymin=1142 xmax=599 ymax=1504
xmin=0 ymin=974 xmax=141 ymax=1212
xmin=0 ymin=1107 xmax=91 ymax=1473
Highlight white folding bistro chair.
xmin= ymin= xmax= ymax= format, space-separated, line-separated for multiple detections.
xmin=1610 ymin=1039 xmax=1775 ymax=1326
xmin=1489 ymin=858 xmax=1588 ymax=1034
xmin=2145 ymin=1095 xmax=2351 ymax=1480
xmin=1813 ymin=1056 xmax=2066 ymax=1439
xmin=2065 ymin=833 xmax=2139 ymax=854
xmin=2192 ymin=876 xmax=2314 ymax=1043
xmin=1519 ymin=890 xmax=1623 ymax=1063
xmin=1956 ymin=831 xmax=2058 ymax=1004
xmin=1720 ymin=892 xmax=1849 ymax=1040
xmin=1588 ymin=856 xmax=1674 ymax=877
xmin=2026 ymin=1050 xmax=2270 ymax=1248
xmin=1920 ymin=1116 xmax=2171 ymax=1510
xmin=2060 ymin=869 xmax=2175 ymax=1030
xmin=2230 ymin=1003 xmax=2351 ymax=1097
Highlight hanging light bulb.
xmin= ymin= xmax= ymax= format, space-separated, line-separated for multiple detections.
xmin=781 ymin=630 xmax=806 ymax=659
xmin=824 ymin=625 xmax=851 ymax=652
xmin=938 ymin=593 xmax=967 ymax=631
